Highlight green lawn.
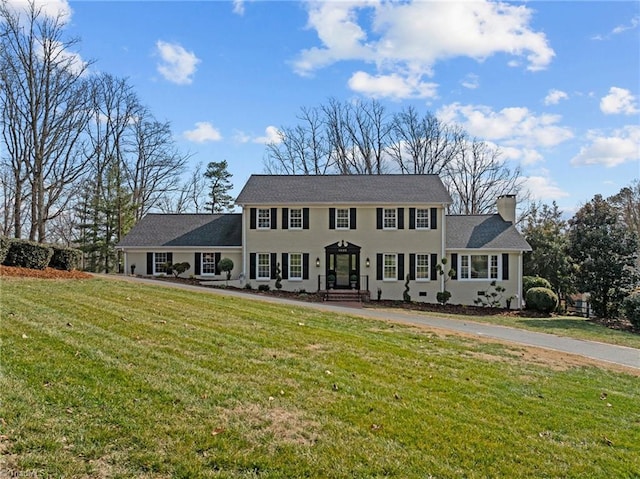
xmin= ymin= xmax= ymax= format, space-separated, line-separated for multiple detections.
xmin=1 ymin=277 xmax=639 ymax=478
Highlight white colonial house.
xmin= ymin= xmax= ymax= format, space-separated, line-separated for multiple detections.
xmin=117 ymin=174 xmax=531 ymax=308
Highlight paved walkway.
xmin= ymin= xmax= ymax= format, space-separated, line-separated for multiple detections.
xmin=102 ymin=274 xmax=640 ymax=371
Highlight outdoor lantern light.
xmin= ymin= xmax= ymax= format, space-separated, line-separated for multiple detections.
xmin=366 ymin=257 xmax=370 ymax=268
xmin=316 ymin=257 xmax=320 ymax=267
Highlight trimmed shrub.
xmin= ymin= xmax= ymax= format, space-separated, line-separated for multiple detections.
xmin=258 ymin=284 xmax=270 ymax=292
xmin=526 ymin=287 xmax=558 ymax=314
xmin=4 ymin=239 xmax=53 ymax=270
xmin=0 ymin=236 xmax=11 ymax=264
xmin=622 ymin=292 xmax=640 ymax=328
xmin=218 ymin=257 xmax=234 ymax=280
xmin=523 ymin=276 xmax=552 ymax=296
xmin=50 ymin=245 xmax=83 ymax=271
xmin=165 ymin=262 xmax=190 ymax=278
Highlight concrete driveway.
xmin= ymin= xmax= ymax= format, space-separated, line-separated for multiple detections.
xmin=101 ymin=274 xmax=640 ymax=371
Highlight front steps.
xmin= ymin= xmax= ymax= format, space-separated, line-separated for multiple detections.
xmin=322 ymin=289 xmax=370 ymax=302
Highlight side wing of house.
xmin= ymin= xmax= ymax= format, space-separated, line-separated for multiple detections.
xmin=116 ymin=214 xmax=243 ymax=280
xmin=445 ymin=211 xmax=532 ymax=309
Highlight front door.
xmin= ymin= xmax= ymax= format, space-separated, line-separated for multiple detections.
xmin=325 ymin=240 xmax=361 ymax=290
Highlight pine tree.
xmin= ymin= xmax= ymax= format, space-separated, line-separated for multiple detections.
xmin=204 ymin=160 xmax=234 ymax=213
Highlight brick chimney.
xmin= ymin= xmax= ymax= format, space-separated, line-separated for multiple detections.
xmin=496 ymin=195 xmax=516 ymax=223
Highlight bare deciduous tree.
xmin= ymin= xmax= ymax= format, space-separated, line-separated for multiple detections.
xmin=0 ymin=0 xmax=93 ymax=241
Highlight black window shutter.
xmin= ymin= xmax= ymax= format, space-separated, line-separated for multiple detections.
xmin=350 ymin=208 xmax=357 ymax=230
xmin=250 ymin=208 xmax=256 ymax=229
xmin=249 ymin=253 xmax=256 ymax=279
xmin=409 ymin=253 xmax=416 ymax=280
xmin=282 ymin=208 xmax=289 ymax=230
xmin=398 ymin=254 xmax=405 ymax=280
xmin=303 ymin=208 xmax=310 ymax=229
xmin=167 ymin=253 xmax=173 ymax=264
xmin=215 ymin=252 xmax=221 ymax=275
xmin=430 ymin=208 xmax=437 ymax=230
xmin=282 ymin=253 xmax=289 ymax=280
xmin=194 ymin=253 xmax=201 ymax=275
xmin=502 ymin=253 xmax=509 ymax=280
xmin=398 ymin=208 xmax=404 ymax=229
xmin=147 ymin=252 xmax=153 ymax=274
xmin=376 ymin=254 xmax=383 ymax=280
xmin=450 ymin=253 xmax=458 ymax=280
xmin=376 ymin=208 xmax=383 ymax=229
xmin=329 ymin=208 xmax=335 ymax=229
xmin=303 ymin=253 xmax=309 ymax=280
xmin=270 ymin=253 xmax=277 ymax=279
xmin=271 ymin=208 xmax=277 ymax=229
xmin=409 ymin=208 xmax=416 ymax=229
xmin=430 ymin=253 xmax=438 ymax=280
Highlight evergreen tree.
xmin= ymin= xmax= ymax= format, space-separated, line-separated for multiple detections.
xmin=522 ymin=201 xmax=572 ymax=297
xmin=204 ymin=160 xmax=233 ymax=213
xmin=567 ymin=194 xmax=639 ymax=318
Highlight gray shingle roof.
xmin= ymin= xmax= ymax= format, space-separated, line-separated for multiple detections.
xmin=446 ymin=215 xmax=532 ymax=251
xmin=117 ymin=214 xmax=242 ymax=248
xmin=235 ymin=174 xmax=452 ymax=205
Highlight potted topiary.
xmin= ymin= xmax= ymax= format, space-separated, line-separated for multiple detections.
xmin=327 ymin=274 xmax=336 ymax=289
xmin=350 ymin=274 xmax=358 ymax=289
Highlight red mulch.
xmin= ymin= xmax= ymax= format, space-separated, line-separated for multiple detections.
xmin=0 ymin=265 xmax=93 ymax=279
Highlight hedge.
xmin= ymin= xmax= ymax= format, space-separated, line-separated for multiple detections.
xmin=523 ymin=276 xmax=553 ymax=296
xmin=50 ymin=245 xmax=83 ymax=271
xmin=0 ymin=236 xmax=10 ymax=264
xmin=622 ymin=292 xmax=640 ymax=328
xmin=526 ymin=287 xmax=558 ymax=314
xmin=3 ymin=239 xmax=53 ymax=270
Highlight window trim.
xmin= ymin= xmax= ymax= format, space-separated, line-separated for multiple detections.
xmin=289 ymin=208 xmax=302 ymax=230
xmin=335 ymin=208 xmax=350 ymax=229
xmin=383 ymin=208 xmax=397 ymax=230
xmin=257 ymin=208 xmax=271 ymax=229
xmin=256 ymin=252 xmax=271 ymax=280
xmin=288 ymin=252 xmax=303 ymax=281
xmin=201 ymin=252 xmax=217 ymax=276
xmin=458 ymin=254 xmax=500 ymax=280
xmin=153 ymin=252 xmax=169 ymax=275
xmin=415 ymin=209 xmax=430 ymax=229
xmin=415 ymin=253 xmax=430 ymax=281
xmin=383 ymin=253 xmax=397 ymax=281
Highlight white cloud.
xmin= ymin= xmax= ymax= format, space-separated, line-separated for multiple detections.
xmin=183 ymin=122 xmax=222 ymax=143
xmin=461 ymin=74 xmax=479 ymax=90
xmin=570 ymin=125 xmax=640 ymax=168
xmin=437 ymin=103 xmax=573 ymax=148
xmin=5 ymin=0 xmax=72 ymax=22
xmin=600 ymin=87 xmax=639 ymax=115
xmin=612 ymin=15 xmax=640 ymax=35
xmin=155 ymin=40 xmax=200 ymax=85
xmin=348 ymin=71 xmax=438 ymax=100
xmin=253 ymin=126 xmax=282 ymax=144
xmin=232 ymin=0 xmax=245 ymax=15
xmin=294 ymin=1 xmax=554 ymax=99
xmin=544 ymin=89 xmax=568 ymax=105
xmin=523 ymin=174 xmax=570 ymax=201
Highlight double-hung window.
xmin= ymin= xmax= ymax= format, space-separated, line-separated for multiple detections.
xmin=383 ymin=253 xmax=397 ymax=280
xmin=415 ymin=209 xmax=430 ymax=229
xmin=154 ymin=252 xmax=168 ymax=274
xmin=201 ymin=252 xmax=217 ymax=275
xmin=289 ymin=253 xmax=302 ymax=280
xmin=415 ymin=253 xmax=430 ymax=280
xmin=289 ymin=208 xmax=302 ymax=229
xmin=336 ymin=208 xmax=350 ymax=229
xmin=383 ymin=208 xmax=397 ymax=229
xmin=257 ymin=208 xmax=271 ymax=229
xmin=257 ymin=253 xmax=271 ymax=280
xmin=459 ymin=254 xmax=499 ymax=280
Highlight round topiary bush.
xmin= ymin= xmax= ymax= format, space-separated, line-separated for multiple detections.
xmin=526 ymin=287 xmax=558 ymax=313
xmin=523 ymin=276 xmax=552 ymax=296
xmin=622 ymin=291 xmax=640 ymax=328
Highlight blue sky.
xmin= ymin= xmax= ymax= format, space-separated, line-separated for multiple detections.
xmin=11 ymin=0 xmax=640 ymax=215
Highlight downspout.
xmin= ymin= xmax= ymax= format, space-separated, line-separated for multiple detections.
xmin=518 ymin=251 xmax=523 ymax=309
xmin=441 ymin=204 xmax=447 ymax=293
xmin=241 ymin=205 xmax=247 ymax=280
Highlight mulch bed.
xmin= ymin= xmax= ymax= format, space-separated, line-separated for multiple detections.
xmin=0 ymin=265 xmax=93 ymax=279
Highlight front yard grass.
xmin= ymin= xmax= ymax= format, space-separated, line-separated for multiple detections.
xmin=1 ymin=277 xmax=639 ymax=478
